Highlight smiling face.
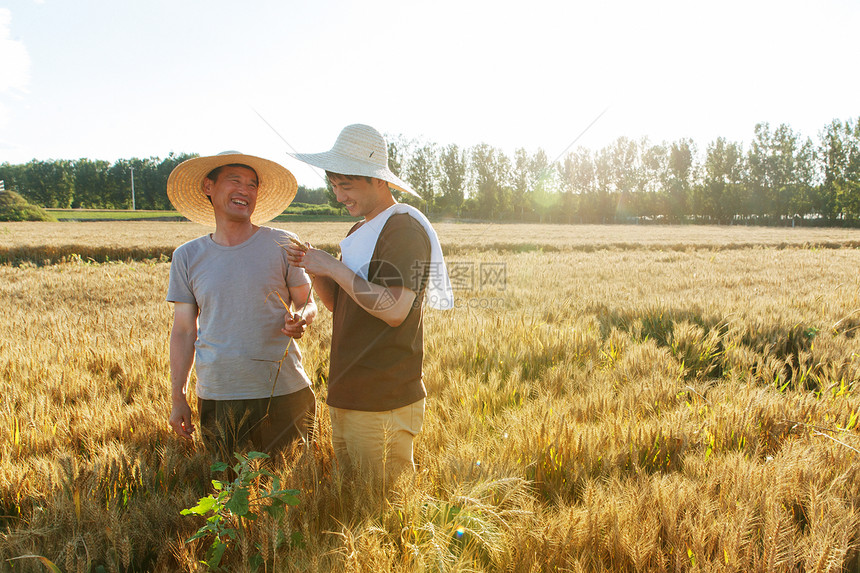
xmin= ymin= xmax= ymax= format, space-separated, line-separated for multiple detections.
xmin=203 ymin=164 xmax=259 ymax=223
xmin=327 ymin=173 xmax=394 ymax=220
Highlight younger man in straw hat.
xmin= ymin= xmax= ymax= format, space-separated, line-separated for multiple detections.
xmin=285 ymin=124 xmax=454 ymax=479
xmin=165 ymin=152 xmax=317 ymax=461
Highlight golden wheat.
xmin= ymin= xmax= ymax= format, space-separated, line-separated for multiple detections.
xmin=3 ymin=221 xmax=860 ymax=263
xmin=1 ymin=222 xmax=858 ymax=571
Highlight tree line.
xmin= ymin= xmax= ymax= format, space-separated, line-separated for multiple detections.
xmin=2 ymin=117 xmax=859 ymax=225
xmin=0 ymin=153 xmax=328 ymax=211
xmin=0 ymin=154 xmax=194 ymax=210
xmin=391 ymin=118 xmax=860 ymax=225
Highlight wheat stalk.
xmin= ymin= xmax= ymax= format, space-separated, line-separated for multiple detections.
xmin=260 ymin=235 xmax=316 ymax=414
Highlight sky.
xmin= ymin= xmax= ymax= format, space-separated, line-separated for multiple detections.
xmin=1 ymin=0 xmax=858 ymax=188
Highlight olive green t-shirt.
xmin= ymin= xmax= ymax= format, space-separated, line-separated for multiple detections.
xmin=327 ymin=213 xmax=431 ymax=411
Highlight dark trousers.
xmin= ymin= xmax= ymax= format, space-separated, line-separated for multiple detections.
xmin=198 ymin=386 xmax=316 ymax=462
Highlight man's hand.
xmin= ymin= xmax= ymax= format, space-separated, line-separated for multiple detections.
xmin=281 ymin=311 xmax=308 ymax=339
xmin=284 ymin=239 xmax=308 ymax=267
xmin=169 ymin=302 xmax=198 ymax=441
xmin=169 ymin=398 xmax=195 ymax=440
xmin=285 ymin=241 xmax=338 ymax=278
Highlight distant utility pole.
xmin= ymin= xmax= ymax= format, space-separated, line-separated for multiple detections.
xmin=130 ymin=166 xmax=136 ymax=210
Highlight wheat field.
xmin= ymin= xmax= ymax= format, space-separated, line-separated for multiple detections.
xmin=1 ymin=221 xmax=859 ymax=572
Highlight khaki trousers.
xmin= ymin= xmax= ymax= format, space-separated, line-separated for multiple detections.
xmin=329 ymin=398 xmax=425 ymax=477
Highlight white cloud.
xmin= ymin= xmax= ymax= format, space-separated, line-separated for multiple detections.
xmin=0 ymin=9 xmax=30 ymax=94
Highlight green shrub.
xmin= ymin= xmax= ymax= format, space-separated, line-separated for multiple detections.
xmin=0 ymin=190 xmax=56 ymax=221
xmin=285 ymin=202 xmax=345 ymax=216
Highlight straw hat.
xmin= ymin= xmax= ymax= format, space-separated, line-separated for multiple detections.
xmin=167 ymin=151 xmax=297 ymax=226
xmin=289 ymin=124 xmax=421 ymax=198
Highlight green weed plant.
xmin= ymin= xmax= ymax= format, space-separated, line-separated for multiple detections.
xmin=181 ymin=452 xmax=300 ymax=571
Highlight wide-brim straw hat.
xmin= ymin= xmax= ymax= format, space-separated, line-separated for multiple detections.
xmin=289 ymin=124 xmax=421 ymax=198
xmin=167 ymin=151 xmax=297 ymax=226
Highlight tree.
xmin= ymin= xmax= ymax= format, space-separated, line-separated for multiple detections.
xmin=700 ymin=138 xmax=746 ymax=224
xmin=666 ymin=139 xmax=696 ymax=222
xmin=557 ymin=148 xmax=593 ymax=223
xmin=156 ymin=153 xmax=197 ymax=210
xmin=771 ymin=124 xmax=813 ymax=220
xmin=294 ymin=185 xmax=328 ymax=204
xmin=512 ymin=148 xmax=532 ymax=221
xmin=747 ymin=123 xmax=775 ymax=220
xmin=746 ymin=122 xmax=814 ymax=223
xmin=406 ymin=142 xmax=438 ymax=213
xmin=73 ymin=159 xmax=111 ymax=208
xmin=0 ymin=163 xmax=27 ymax=196
xmin=589 ymin=138 xmax=642 ymax=223
xmin=818 ymin=119 xmax=847 ymax=222
xmin=385 ymin=134 xmax=421 ymax=207
xmin=17 ymin=160 xmax=75 ymax=208
xmin=609 ymin=137 xmax=641 ymax=196
xmin=131 ymin=158 xmax=154 ymax=210
xmin=469 ymin=144 xmax=497 ymax=219
xmin=786 ymin=134 xmax=816 ymax=220
xmin=438 ymin=144 xmax=467 ymax=216
xmin=818 ymin=118 xmax=860 ymax=222
xmin=639 ymin=142 xmax=667 ymax=220
xmin=591 ymin=147 xmax=615 ymax=223
xmin=387 ymin=138 xmax=407 ymax=179
xmin=495 ymin=152 xmax=515 ymax=220
xmin=105 ymin=160 xmax=134 ymax=208
xmin=529 ymin=149 xmax=558 ymax=223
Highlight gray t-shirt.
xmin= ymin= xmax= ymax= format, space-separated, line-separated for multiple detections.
xmin=166 ymin=226 xmax=312 ymax=400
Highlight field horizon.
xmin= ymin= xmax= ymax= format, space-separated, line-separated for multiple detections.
xmin=2 ymin=222 xmax=858 ymax=571
xmin=4 ymin=220 xmax=860 ymax=265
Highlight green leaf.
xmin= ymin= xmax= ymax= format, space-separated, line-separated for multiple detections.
xmin=222 ymin=528 xmax=239 ymax=541
xmin=6 ymin=556 xmax=63 ymax=573
xmin=211 ymin=461 xmax=229 ymax=472
xmin=206 ymin=540 xmax=227 ymax=570
xmin=266 ymin=488 xmax=301 ymax=502
xmin=212 ymin=479 xmax=224 ymax=490
xmin=186 ymin=520 xmax=221 ymax=543
xmin=225 ymin=487 xmax=250 ymax=516
xmin=290 ymin=530 xmax=306 ymax=549
xmin=247 ymin=451 xmax=270 ymax=460
xmin=245 ymin=470 xmax=265 ymax=482
xmin=262 ymin=504 xmax=285 ymax=519
xmin=186 ymin=528 xmax=212 ymax=543
xmin=183 ymin=495 xmax=218 ymax=516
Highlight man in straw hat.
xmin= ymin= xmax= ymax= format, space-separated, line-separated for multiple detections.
xmin=165 ymin=151 xmax=317 ymax=461
xmin=284 ymin=124 xmax=454 ymax=479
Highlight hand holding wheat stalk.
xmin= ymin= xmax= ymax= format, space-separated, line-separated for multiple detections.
xmin=273 ymin=234 xmax=314 ymax=322
xmin=261 ymin=235 xmax=316 ymax=409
